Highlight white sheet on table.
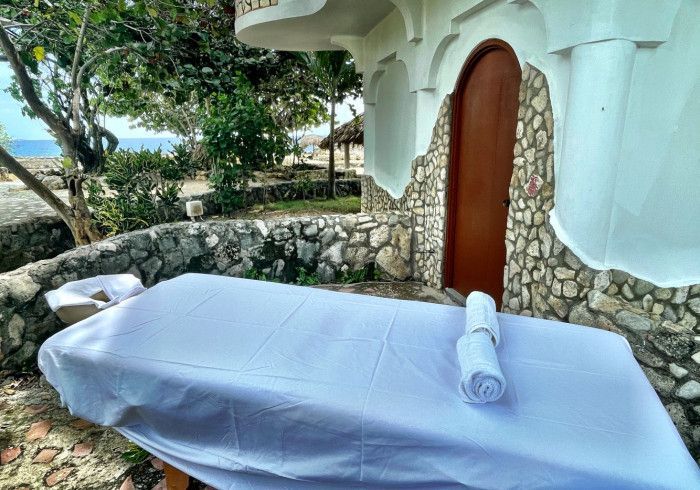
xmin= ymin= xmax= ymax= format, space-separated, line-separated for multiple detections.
xmin=38 ymin=274 xmax=700 ymax=489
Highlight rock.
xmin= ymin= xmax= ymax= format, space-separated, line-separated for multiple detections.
xmin=634 ymin=348 xmax=665 ymax=368
xmin=563 ymin=250 xmax=582 ymax=270
xmin=41 ymin=175 xmax=66 ymax=190
xmin=8 ymin=276 xmax=41 ymax=303
xmin=319 ymin=241 xmax=345 ymax=267
xmin=615 ymin=310 xmax=652 ymax=332
xmin=6 ymin=314 xmax=25 ymax=350
xmin=376 ymin=247 xmax=410 ymax=280
xmin=669 ymin=363 xmax=689 ymax=379
xmin=554 ymin=267 xmax=575 ymax=280
xmin=666 ymin=402 xmax=692 ymax=442
xmin=369 ymin=225 xmax=390 ymax=249
xmin=688 ymin=298 xmax=700 ymax=316
xmin=271 ymin=259 xmax=285 ymax=279
xmin=205 ymin=234 xmax=219 ymax=248
xmin=562 ymin=281 xmax=578 ymax=298
xmin=303 ymin=224 xmax=318 ymax=237
xmin=641 ymin=367 xmax=675 ymax=397
xmin=651 ymin=331 xmax=694 ymax=359
xmin=692 ymin=351 xmax=700 ymax=364
xmin=672 ymin=286 xmax=690 ymax=305
xmin=676 ymin=380 xmax=700 ymax=400
xmin=593 ymin=271 xmax=611 ymax=291
xmin=587 ymin=290 xmax=621 ymax=315
xmin=634 ymin=279 xmax=656 ymax=296
xmin=611 ymin=270 xmax=629 ymax=285
xmin=296 ymin=240 xmax=319 ymax=265
xmin=568 ymin=302 xmax=594 ymax=326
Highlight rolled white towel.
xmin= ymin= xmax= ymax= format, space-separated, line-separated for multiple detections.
xmin=465 ymin=291 xmax=500 ymax=347
xmin=457 ymin=330 xmax=507 ymax=403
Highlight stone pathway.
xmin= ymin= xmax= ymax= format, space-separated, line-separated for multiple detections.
xmin=0 ymin=180 xmax=213 ymax=226
xmin=0 ymin=281 xmax=455 ymax=489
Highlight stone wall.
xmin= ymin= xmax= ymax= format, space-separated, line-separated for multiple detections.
xmin=0 ymin=217 xmax=72 ymax=274
xmin=0 ymin=179 xmax=361 ymax=273
xmin=235 ymin=0 xmax=278 ymax=17
xmin=361 ymin=96 xmax=451 ymax=288
xmin=190 ymin=178 xmax=360 ymax=216
xmin=502 ymin=64 xmax=700 ymax=458
xmin=0 ymin=212 xmax=411 ymax=371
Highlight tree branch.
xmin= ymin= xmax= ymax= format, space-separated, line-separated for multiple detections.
xmin=0 ymin=145 xmax=72 ymax=219
xmin=0 ymin=26 xmax=71 ymax=143
xmin=71 ymin=6 xmax=91 ymax=136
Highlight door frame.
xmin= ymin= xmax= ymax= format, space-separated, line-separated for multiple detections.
xmin=443 ymin=38 xmax=519 ymax=289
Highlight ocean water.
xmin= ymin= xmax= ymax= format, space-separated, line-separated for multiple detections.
xmin=10 ymin=137 xmax=180 ymax=157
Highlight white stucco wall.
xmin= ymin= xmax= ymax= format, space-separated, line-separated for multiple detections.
xmin=358 ymin=0 xmax=700 ymax=287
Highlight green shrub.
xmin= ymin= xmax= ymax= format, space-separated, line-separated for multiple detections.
xmin=86 ymin=148 xmax=189 ymax=236
xmin=296 ymin=267 xmax=320 ymax=286
xmin=202 ymin=77 xmax=289 ymax=214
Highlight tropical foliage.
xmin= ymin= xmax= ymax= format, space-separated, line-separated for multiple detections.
xmin=202 ymin=78 xmax=289 ymax=214
xmin=297 ymin=51 xmax=362 ymax=198
xmin=86 ymin=148 xmax=190 ymax=236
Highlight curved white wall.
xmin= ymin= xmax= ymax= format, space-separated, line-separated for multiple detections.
xmin=361 ymin=0 xmax=700 ymax=287
xmin=369 ymin=60 xmax=416 ymax=198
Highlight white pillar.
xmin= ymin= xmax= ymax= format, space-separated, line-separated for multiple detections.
xmin=552 ymin=39 xmax=637 ymax=264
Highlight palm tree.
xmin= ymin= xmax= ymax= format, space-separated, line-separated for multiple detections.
xmin=298 ymin=51 xmax=361 ymax=199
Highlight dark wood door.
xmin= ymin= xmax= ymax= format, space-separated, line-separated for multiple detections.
xmin=445 ymin=41 xmax=521 ymax=307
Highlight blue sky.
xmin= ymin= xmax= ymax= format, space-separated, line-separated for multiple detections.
xmin=0 ymin=64 xmax=361 ymax=140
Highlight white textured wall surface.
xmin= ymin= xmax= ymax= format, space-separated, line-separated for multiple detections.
xmin=360 ymin=0 xmax=698 ymax=287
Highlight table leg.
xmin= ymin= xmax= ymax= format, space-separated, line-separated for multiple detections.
xmin=164 ymin=462 xmax=190 ymax=490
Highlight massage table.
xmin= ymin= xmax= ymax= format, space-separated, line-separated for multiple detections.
xmin=39 ymin=273 xmax=700 ymax=489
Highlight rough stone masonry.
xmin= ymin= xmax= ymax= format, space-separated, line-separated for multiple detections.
xmin=0 ymin=213 xmax=412 ymax=371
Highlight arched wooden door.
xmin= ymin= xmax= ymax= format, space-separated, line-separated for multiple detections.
xmin=444 ymin=40 xmax=521 ymax=307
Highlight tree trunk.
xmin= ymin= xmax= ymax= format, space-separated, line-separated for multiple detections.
xmin=0 ymin=146 xmax=103 ymax=245
xmin=67 ymin=176 xmax=104 ymax=245
xmin=328 ymin=99 xmax=336 ymax=199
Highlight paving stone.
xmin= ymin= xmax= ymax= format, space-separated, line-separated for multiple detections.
xmin=152 ymin=478 xmax=167 ymax=490
xmin=26 ymin=419 xmax=52 ymax=441
xmin=33 ymin=448 xmax=60 ymax=464
xmin=70 ymin=419 xmax=94 ymax=430
xmin=1 ymin=446 xmax=22 ymax=465
xmin=25 ymin=403 xmax=51 ymax=415
xmin=120 ymin=476 xmax=137 ymax=490
xmin=72 ymin=442 xmax=94 ymax=457
xmin=46 ymin=467 xmax=74 ymax=486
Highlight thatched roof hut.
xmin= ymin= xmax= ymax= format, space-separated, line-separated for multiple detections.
xmin=320 ymin=114 xmax=364 ymax=150
xmin=299 ymin=134 xmax=323 ymax=150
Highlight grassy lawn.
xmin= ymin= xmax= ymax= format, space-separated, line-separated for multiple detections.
xmin=233 ymin=196 xmax=361 ymax=219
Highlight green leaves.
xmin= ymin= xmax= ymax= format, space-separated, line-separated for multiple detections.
xmin=87 ymin=148 xmax=190 ymax=236
xmin=202 ymin=78 xmax=290 ymax=215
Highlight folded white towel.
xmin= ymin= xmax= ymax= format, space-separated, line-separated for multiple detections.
xmin=457 ymin=330 xmax=507 ymax=403
xmin=465 ymin=291 xmax=500 ymax=346
xmin=45 ymin=274 xmax=146 ymax=312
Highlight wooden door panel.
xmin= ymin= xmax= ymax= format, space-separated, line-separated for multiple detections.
xmin=446 ymin=42 xmax=521 ymax=308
